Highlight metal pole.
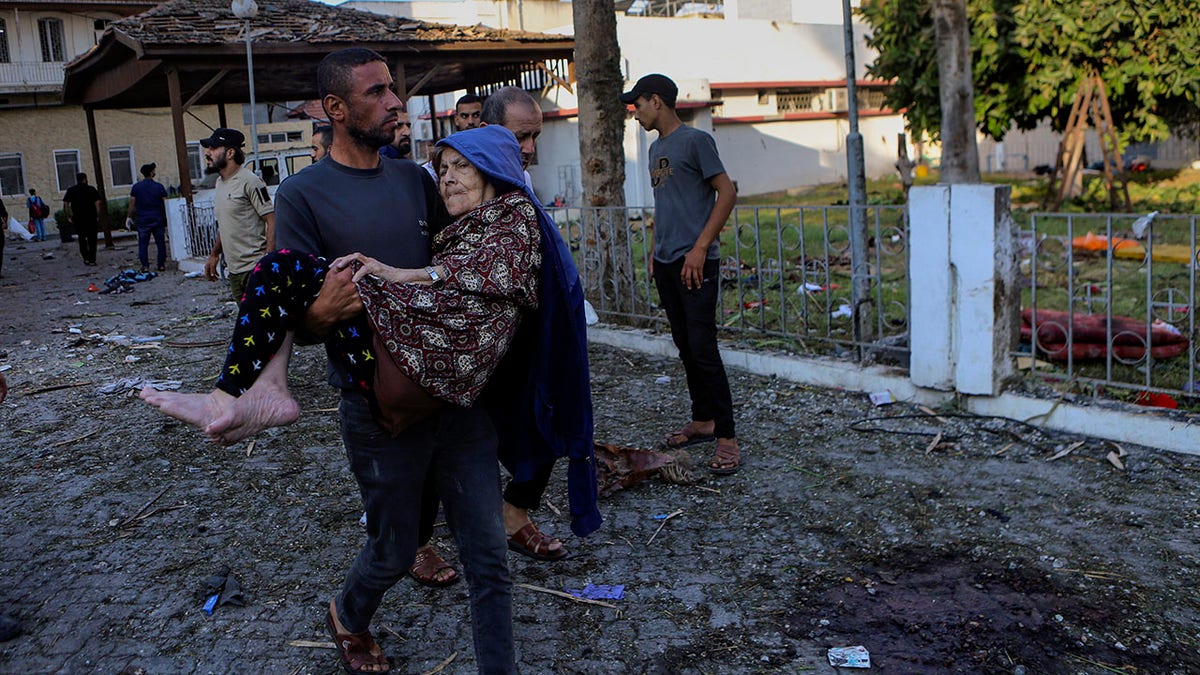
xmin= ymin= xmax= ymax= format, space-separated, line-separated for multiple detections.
xmin=842 ymin=0 xmax=871 ymax=347
xmin=244 ymin=18 xmax=260 ymax=163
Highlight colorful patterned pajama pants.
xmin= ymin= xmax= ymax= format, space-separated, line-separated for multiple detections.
xmin=215 ymin=249 xmax=375 ymax=397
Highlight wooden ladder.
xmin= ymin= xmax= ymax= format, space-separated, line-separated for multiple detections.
xmin=1042 ymin=75 xmax=1132 ymax=212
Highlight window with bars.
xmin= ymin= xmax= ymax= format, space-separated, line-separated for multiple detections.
xmin=108 ymin=146 xmax=134 ymax=187
xmin=187 ymin=143 xmax=203 ymax=181
xmin=0 ymin=153 xmax=26 ymax=197
xmin=54 ymin=150 xmax=81 ymax=191
xmin=38 ymin=18 xmax=65 ymax=62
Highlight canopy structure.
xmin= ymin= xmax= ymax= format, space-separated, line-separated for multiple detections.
xmin=60 ymin=0 xmax=575 ymax=225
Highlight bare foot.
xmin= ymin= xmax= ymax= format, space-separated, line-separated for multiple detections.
xmin=205 ymin=379 xmax=300 ymax=445
xmin=140 ymin=386 xmax=236 ymax=430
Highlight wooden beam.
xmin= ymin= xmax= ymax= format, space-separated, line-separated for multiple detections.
xmin=428 ymin=93 xmax=440 ymax=143
xmin=406 ymin=65 xmax=440 ymax=99
xmin=393 ymin=61 xmax=407 ymax=104
xmin=183 ymin=68 xmax=231 ymax=111
xmin=84 ymin=106 xmax=114 ymax=249
xmin=219 ymin=103 xmax=228 ymax=128
xmin=166 ymin=66 xmax=194 ymax=203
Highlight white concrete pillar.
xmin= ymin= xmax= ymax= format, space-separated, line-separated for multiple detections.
xmin=908 ymin=184 xmax=1017 ymax=396
xmin=949 ymin=184 xmax=1017 ymax=395
xmin=909 ymin=185 xmax=954 ymax=390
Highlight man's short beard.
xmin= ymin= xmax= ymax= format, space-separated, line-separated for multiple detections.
xmin=397 ymin=139 xmax=412 ymax=156
xmin=204 ymin=154 xmax=225 ymax=175
xmin=348 ymin=122 xmax=395 ymax=152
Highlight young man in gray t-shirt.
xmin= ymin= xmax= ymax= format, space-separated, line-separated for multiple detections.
xmin=621 ymin=73 xmax=742 ymax=475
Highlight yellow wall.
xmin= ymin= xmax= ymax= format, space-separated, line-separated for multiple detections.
xmin=0 ymin=104 xmax=308 ymax=216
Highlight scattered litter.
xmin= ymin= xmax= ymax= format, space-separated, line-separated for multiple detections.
xmin=287 ymin=639 xmax=335 ymax=649
xmin=565 ymin=584 xmax=624 ymax=601
xmin=647 ymin=509 xmax=683 ymax=546
xmin=583 ymin=299 xmax=599 ymax=325
xmin=515 ymin=582 xmax=620 ymax=611
xmin=828 ymin=645 xmax=871 ymax=668
xmin=41 ymin=252 xmax=55 ymax=260
xmin=200 ymin=566 xmax=246 ymax=615
xmin=831 ymin=304 xmax=852 ymax=319
xmin=1131 ymin=210 xmax=1158 ymax=238
xmin=868 ymin=390 xmax=895 ymax=406
xmin=1134 ymin=391 xmax=1178 ymax=409
xmin=124 ymin=355 xmax=140 ymax=363
xmin=1106 ymin=443 xmax=1129 ymax=471
xmin=654 ymin=376 xmax=671 ymax=385
xmin=97 ymin=377 xmax=183 ymax=394
xmin=359 ymin=512 xmax=367 ymax=527
xmin=132 ymin=335 xmax=166 ymax=344
xmin=87 ymin=283 xmax=100 ymax=292
xmin=0 ymin=365 xmax=10 ymax=372
xmin=183 ymin=271 xmax=203 ymax=278
xmin=68 ymin=327 xmax=83 ymax=334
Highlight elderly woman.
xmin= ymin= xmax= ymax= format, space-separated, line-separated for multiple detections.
xmin=143 ymin=126 xmax=540 ymax=440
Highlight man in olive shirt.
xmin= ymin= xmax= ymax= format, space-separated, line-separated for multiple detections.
xmin=201 ymin=128 xmax=275 ymax=303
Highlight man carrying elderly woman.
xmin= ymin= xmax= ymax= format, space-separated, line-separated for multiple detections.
xmin=141 ymin=48 xmax=598 ymax=674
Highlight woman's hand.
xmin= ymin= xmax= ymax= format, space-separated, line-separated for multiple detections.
xmin=331 ymin=253 xmax=431 ymax=285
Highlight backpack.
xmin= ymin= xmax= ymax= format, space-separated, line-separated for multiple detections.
xmin=29 ymin=196 xmax=48 ymax=219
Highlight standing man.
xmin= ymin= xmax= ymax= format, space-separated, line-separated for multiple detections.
xmin=62 ymin=173 xmax=102 ymax=267
xmin=311 ymin=125 xmax=333 ymax=162
xmin=454 ymin=93 xmax=483 ymax=131
xmin=127 ymin=163 xmax=169 ymax=272
xmin=621 ymin=73 xmax=741 ymax=475
xmin=201 ymin=128 xmax=275 ymax=304
xmin=379 ymin=109 xmax=413 ymax=159
xmin=481 ymin=88 xmax=540 ymax=189
xmin=275 ymin=47 xmax=513 ymax=674
xmin=26 ymin=189 xmax=48 ymax=242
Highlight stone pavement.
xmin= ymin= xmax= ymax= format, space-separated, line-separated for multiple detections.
xmin=1 ymin=235 xmax=1198 ymax=674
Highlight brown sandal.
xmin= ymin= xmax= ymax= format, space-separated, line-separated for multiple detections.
xmin=664 ymin=421 xmax=716 ymax=448
xmin=409 ymin=545 xmax=460 ymax=588
xmin=507 ymin=522 xmax=567 ymax=561
xmin=326 ymin=600 xmax=389 ymax=674
xmin=709 ymin=440 xmax=741 ymax=476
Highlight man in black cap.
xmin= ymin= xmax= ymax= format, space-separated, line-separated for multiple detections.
xmin=200 ymin=127 xmax=274 ymax=303
xmin=63 ymin=173 xmax=101 ymax=266
xmin=620 ymin=73 xmax=742 ymax=475
xmin=127 ymin=162 xmax=169 ymax=272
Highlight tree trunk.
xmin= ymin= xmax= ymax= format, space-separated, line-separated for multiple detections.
xmin=932 ymin=0 xmax=980 ymax=183
xmin=572 ymin=0 xmax=637 ymax=317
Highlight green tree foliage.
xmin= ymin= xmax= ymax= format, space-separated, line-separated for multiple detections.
xmin=859 ymin=0 xmax=1200 ymax=143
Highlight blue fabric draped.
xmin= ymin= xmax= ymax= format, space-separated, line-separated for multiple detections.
xmin=437 ymin=126 xmax=601 ymax=537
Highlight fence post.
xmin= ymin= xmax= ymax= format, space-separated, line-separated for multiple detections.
xmin=908 ymin=185 xmax=1018 ymax=396
xmin=949 ymin=184 xmax=1017 ymax=395
xmin=909 ymin=185 xmax=955 ymax=390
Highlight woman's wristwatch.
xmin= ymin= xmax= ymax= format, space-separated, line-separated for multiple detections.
xmin=425 ymin=266 xmax=445 ymax=289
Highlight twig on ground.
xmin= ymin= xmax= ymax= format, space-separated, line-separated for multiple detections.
xmin=693 ymin=485 xmax=721 ymax=494
xmin=420 ymin=652 xmax=458 ymax=675
xmin=992 ymin=442 xmax=1014 ymax=457
xmin=246 ymin=440 xmax=256 ymax=458
xmin=515 ymin=583 xmax=619 ymax=610
xmin=918 ymin=405 xmax=948 ymax=424
xmin=380 ymin=624 xmax=405 ymax=641
xmin=117 ymin=485 xmax=171 ymax=529
xmin=647 ymin=509 xmax=683 ymax=546
xmin=24 ymin=381 xmax=93 ymax=396
xmin=924 ymin=432 xmax=943 ymax=456
xmin=303 ymin=407 xmax=340 ymax=414
xmin=52 ymin=429 xmax=100 ymax=447
xmin=1046 ymin=440 xmax=1086 ymax=462
xmin=165 ymin=340 xmax=226 ymax=348
xmin=1066 ymin=653 xmax=1137 ymax=674
xmin=287 ymin=639 xmax=335 ymax=649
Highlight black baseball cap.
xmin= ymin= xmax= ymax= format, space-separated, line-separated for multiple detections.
xmin=140 ymin=162 xmax=156 ymax=177
xmin=620 ymin=74 xmax=678 ymax=107
xmin=199 ymin=128 xmax=246 ymax=148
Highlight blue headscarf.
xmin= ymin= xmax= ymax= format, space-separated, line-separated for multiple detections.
xmin=437 ymin=125 xmax=602 ymax=537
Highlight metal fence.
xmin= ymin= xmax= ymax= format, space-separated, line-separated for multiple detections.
xmin=179 ymin=201 xmax=217 ymax=259
xmin=1023 ymin=212 xmax=1198 ymax=397
xmin=548 ymin=204 xmax=911 ymax=362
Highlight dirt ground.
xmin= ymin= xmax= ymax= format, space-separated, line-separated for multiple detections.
xmin=1 ymin=235 xmax=1199 ymax=674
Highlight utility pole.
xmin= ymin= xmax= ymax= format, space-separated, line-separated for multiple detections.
xmin=842 ymin=0 xmax=872 ymax=347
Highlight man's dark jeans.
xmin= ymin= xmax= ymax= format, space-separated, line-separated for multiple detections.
xmin=653 ymin=257 xmax=736 ymax=439
xmin=75 ymin=220 xmax=98 ymax=264
xmin=137 ymin=224 xmax=166 ymax=269
xmin=335 ymin=394 xmax=515 ymax=674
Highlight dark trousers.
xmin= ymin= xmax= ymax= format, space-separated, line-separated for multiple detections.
xmin=75 ymin=220 xmax=98 ymax=264
xmin=137 ymin=224 xmax=167 ymax=269
xmin=215 ymin=250 xmax=373 ymax=396
xmin=417 ymin=442 xmax=556 ymax=547
xmin=653 ymin=257 xmax=736 ymax=439
xmin=337 ymin=396 xmax=515 ymax=674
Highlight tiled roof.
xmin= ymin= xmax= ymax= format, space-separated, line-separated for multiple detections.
xmin=106 ymin=0 xmax=566 ymax=49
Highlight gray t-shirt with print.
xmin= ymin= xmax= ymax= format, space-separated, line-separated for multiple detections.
xmin=648 ymin=124 xmax=727 ymax=263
